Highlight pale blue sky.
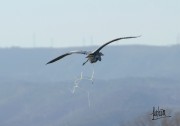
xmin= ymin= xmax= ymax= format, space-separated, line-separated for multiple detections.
xmin=0 ymin=0 xmax=179 ymax=47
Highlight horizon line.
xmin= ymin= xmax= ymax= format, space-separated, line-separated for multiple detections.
xmin=0 ymin=43 xmax=179 ymax=49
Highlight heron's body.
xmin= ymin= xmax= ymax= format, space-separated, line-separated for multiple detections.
xmin=87 ymin=52 xmax=103 ymax=63
xmin=46 ymin=36 xmax=140 ymax=65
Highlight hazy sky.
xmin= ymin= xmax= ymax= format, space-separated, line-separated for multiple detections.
xmin=0 ymin=0 xmax=179 ymax=47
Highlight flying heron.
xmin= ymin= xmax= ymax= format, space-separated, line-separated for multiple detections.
xmin=46 ymin=36 xmax=140 ymax=65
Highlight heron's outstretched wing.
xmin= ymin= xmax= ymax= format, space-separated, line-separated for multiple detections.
xmin=46 ymin=50 xmax=89 ymax=65
xmin=93 ymin=36 xmax=141 ymax=54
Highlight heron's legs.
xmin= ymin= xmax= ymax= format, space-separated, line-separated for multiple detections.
xmin=82 ymin=59 xmax=89 ymax=66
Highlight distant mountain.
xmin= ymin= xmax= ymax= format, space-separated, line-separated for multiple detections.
xmin=0 ymin=45 xmax=179 ymax=82
xmin=0 ymin=78 xmax=179 ymax=126
xmin=0 ymin=45 xmax=180 ymax=126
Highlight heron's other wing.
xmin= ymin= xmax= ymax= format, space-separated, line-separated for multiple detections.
xmin=70 ymin=50 xmax=90 ymax=55
xmin=46 ymin=50 xmax=89 ymax=65
xmin=93 ymin=36 xmax=141 ymax=54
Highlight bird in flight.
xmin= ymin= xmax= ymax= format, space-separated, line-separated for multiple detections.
xmin=46 ymin=36 xmax=140 ymax=65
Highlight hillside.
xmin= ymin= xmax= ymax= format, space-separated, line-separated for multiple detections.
xmin=0 ymin=45 xmax=180 ymax=126
xmin=0 ymin=45 xmax=180 ymax=82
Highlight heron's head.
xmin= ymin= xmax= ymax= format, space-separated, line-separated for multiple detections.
xmin=99 ymin=52 xmax=104 ymax=56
